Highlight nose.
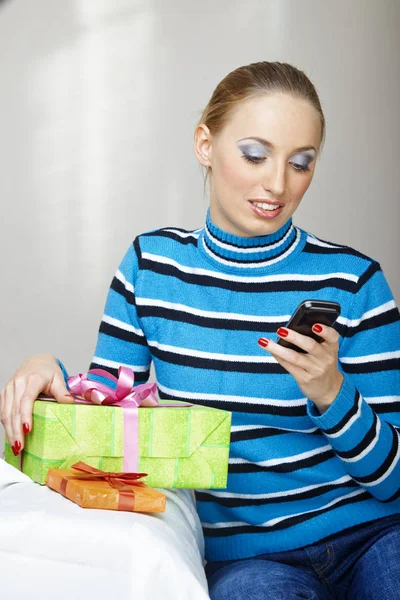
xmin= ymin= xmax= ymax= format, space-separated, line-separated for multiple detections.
xmin=263 ymin=160 xmax=286 ymax=197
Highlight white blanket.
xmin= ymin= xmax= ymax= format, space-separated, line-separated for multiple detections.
xmin=0 ymin=459 xmax=210 ymax=599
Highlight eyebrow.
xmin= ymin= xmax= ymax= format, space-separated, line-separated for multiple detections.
xmin=238 ymin=137 xmax=316 ymax=154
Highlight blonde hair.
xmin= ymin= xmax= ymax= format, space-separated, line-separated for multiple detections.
xmin=196 ymin=61 xmax=325 ymax=190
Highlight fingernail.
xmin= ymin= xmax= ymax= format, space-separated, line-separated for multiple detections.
xmin=14 ymin=440 xmax=21 ymax=452
xmin=12 ymin=445 xmax=19 ymax=456
xmin=277 ymin=328 xmax=289 ymax=337
xmin=312 ymin=324 xmax=323 ymax=333
xmin=23 ymin=423 xmax=30 ymax=434
xmin=258 ymin=337 xmax=269 ymax=348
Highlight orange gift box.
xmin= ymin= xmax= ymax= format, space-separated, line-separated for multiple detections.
xmin=46 ymin=461 xmax=166 ymax=512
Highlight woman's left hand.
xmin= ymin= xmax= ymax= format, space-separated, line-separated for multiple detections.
xmin=258 ymin=324 xmax=343 ymax=413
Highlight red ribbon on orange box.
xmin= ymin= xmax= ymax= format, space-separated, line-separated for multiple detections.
xmin=59 ymin=461 xmax=149 ymax=511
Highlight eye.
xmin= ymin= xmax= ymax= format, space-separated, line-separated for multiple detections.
xmin=241 ymin=153 xmax=265 ymax=165
xmin=290 ymin=163 xmax=311 ymax=173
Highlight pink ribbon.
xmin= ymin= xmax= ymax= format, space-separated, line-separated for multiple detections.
xmin=65 ymin=367 xmax=158 ymax=471
xmin=67 ymin=367 xmax=158 ymax=408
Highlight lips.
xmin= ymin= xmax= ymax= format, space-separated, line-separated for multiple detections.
xmin=248 ymin=199 xmax=285 ymax=207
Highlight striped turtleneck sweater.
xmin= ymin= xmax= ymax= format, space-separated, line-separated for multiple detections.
xmin=61 ymin=208 xmax=400 ymax=562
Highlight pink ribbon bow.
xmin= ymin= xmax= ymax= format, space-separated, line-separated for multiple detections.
xmin=67 ymin=366 xmax=158 ymax=408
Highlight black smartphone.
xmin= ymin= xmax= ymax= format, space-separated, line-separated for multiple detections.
xmin=277 ymin=300 xmax=341 ymax=353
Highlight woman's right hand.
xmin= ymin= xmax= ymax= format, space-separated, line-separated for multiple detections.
xmin=0 ymin=354 xmax=75 ymax=455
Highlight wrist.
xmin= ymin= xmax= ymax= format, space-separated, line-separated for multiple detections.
xmin=312 ymin=372 xmax=344 ymax=414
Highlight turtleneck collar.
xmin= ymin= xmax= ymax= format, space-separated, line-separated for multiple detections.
xmin=198 ymin=207 xmax=303 ymax=271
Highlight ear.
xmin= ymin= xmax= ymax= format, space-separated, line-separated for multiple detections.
xmin=193 ymin=124 xmax=212 ymax=168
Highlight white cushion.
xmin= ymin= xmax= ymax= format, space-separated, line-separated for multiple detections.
xmin=0 ymin=459 xmax=210 ymax=600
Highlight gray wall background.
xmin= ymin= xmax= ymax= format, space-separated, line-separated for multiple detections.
xmin=1 ymin=0 xmax=399 ymax=449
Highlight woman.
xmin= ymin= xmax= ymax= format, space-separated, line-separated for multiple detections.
xmin=1 ymin=62 xmax=400 ymax=599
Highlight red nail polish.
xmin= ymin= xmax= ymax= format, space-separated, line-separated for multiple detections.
xmin=12 ymin=445 xmax=18 ymax=456
xmin=14 ymin=440 xmax=21 ymax=452
xmin=312 ymin=324 xmax=323 ymax=333
xmin=277 ymin=328 xmax=289 ymax=337
xmin=258 ymin=338 xmax=269 ymax=348
xmin=23 ymin=423 xmax=30 ymax=434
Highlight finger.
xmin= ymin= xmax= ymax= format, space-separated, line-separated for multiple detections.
xmin=276 ymin=327 xmax=322 ymax=356
xmin=17 ymin=373 xmax=48 ymax=450
xmin=259 ymin=337 xmax=311 ymax=372
xmin=11 ymin=376 xmax=26 ymax=450
xmin=258 ymin=338 xmax=307 ymax=379
xmin=311 ymin=323 xmax=340 ymax=345
xmin=1 ymin=384 xmax=18 ymax=451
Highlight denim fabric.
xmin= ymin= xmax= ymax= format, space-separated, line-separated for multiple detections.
xmin=205 ymin=514 xmax=400 ymax=599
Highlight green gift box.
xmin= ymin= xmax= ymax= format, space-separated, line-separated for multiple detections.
xmin=4 ymin=398 xmax=231 ymax=488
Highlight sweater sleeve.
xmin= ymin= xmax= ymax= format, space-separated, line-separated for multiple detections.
xmin=87 ymin=236 xmax=152 ymax=384
xmin=307 ymin=262 xmax=400 ymax=501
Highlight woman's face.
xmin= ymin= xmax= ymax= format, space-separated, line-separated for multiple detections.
xmin=194 ymin=92 xmax=322 ymax=237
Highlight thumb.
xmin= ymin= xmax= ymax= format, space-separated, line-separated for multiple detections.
xmin=50 ymin=375 xmax=75 ymax=404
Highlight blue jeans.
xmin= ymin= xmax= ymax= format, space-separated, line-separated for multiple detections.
xmin=205 ymin=514 xmax=400 ymax=599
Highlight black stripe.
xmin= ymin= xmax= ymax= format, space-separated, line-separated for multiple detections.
xmin=202 ymin=491 xmax=370 ymax=537
xmin=228 ymin=448 xmax=335 ymax=474
xmin=321 ymin=390 xmax=360 ymax=436
xmin=368 ymin=402 xmax=400 ymax=414
xmin=141 ymin=257 xmax=358 ymax=293
xmin=356 ymin=262 xmax=381 ymax=291
xmin=88 ymin=362 xmax=150 ymax=383
xmin=158 ymin=391 xmax=307 ymax=416
xmin=110 ymin=276 xmax=135 ymax=305
xmin=353 ymin=427 xmax=399 ymax=484
xmin=207 ymin=221 xmax=292 ymax=248
xmin=335 ymin=412 xmax=378 ymax=460
xmin=196 ymin=479 xmax=358 ymax=508
xmin=341 ymin=308 xmax=400 ymax=338
xmin=203 ymin=234 xmax=296 ymax=264
xmin=142 ymin=229 xmax=199 ymax=246
xmin=99 ymin=321 xmax=148 ymax=346
xmin=133 ymin=236 xmax=142 ymax=265
xmin=303 ymin=241 xmax=373 ymax=261
xmin=382 ymin=487 xmax=400 ymax=503
xmin=342 ymin=358 xmax=400 ymax=374
xmin=150 ymin=345 xmax=289 ymax=374
xmin=138 ymin=304 xmax=288 ymax=332
xmin=230 ymin=427 xmax=320 ymax=443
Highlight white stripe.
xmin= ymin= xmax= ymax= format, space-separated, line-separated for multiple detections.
xmin=148 ymin=339 xmax=280 ymax=363
xmin=229 ymin=443 xmax=332 ymax=468
xmin=136 ymin=297 xmax=290 ymax=323
xmin=202 ymin=489 xmax=365 ymax=529
xmin=92 ymin=356 xmax=149 ymax=372
xmin=202 ymin=229 xmax=301 ymax=268
xmin=306 ymin=235 xmax=345 ymax=249
xmin=102 ymin=314 xmax=144 ymax=337
xmin=338 ymin=300 xmax=397 ymax=328
xmin=326 ymin=392 xmax=363 ymax=439
xmin=231 ymin=424 xmax=318 ymax=434
xmin=204 ymin=475 xmax=352 ymax=500
xmin=365 ymin=396 xmax=400 ymax=405
xmin=162 ymin=228 xmax=201 ymax=238
xmin=340 ymin=419 xmax=381 ymax=463
xmin=115 ymin=269 xmax=134 ymax=294
xmin=157 ymin=382 xmax=307 ymax=407
xmin=340 ymin=350 xmax=400 ymax=364
xmin=206 ymin=223 xmax=295 ymax=254
xmin=358 ymin=429 xmax=400 ymax=487
xmin=142 ymin=251 xmax=359 ymax=284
